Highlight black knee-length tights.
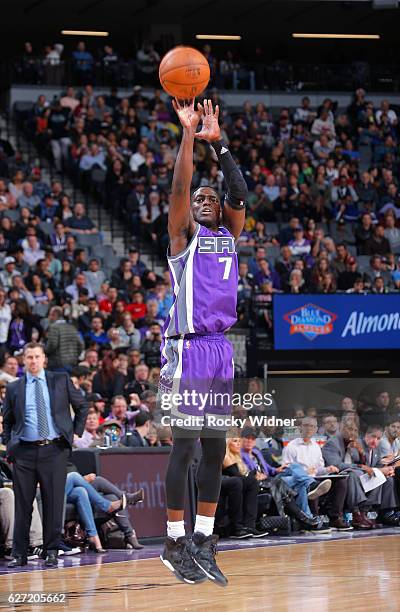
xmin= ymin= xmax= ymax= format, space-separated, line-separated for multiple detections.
xmin=165 ymin=428 xmax=226 ymax=510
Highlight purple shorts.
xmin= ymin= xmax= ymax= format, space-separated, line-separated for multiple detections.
xmin=158 ymin=332 xmax=234 ymax=430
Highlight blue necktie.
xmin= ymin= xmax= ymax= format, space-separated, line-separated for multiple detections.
xmin=34 ymin=378 xmax=50 ymax=439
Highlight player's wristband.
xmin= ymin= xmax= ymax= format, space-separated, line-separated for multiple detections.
xmin=211 ymin=140 xmax=248 ymax=210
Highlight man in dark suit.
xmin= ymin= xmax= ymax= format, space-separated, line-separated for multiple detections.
xmin=361 ymin=425 xmax=399 ymax=526
xmin=322 ymin=421 xmax=374 ymax=529
xmin=121 ymin=410 xmax=150 ymax=447
xmin=2 ymin=342 xmax=88 ymax=567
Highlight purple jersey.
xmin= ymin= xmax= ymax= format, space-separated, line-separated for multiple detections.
xmin=163 ymin=223 xmax=238 ymax=337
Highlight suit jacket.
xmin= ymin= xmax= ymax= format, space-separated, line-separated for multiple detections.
xmin=2 ymin=371 xmax=89 ymax=460
xmin=362 ymin=442 xmax=381 ymax=468
xmin=322 ymin=434 xmax=361 ymax=471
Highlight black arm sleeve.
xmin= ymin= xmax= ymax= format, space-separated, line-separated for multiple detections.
xmin=211 ymin=139 xmax=248 ymax=210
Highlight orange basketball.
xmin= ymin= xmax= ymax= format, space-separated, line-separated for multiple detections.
xmin=159 ymin=46 xmax=210 ymax=99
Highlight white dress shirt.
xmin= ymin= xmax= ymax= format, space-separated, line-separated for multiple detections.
xmin=282 ymin=437 xmax=327 ymax=474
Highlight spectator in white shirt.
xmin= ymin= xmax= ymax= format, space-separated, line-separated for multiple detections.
xmin=84 ymin=258 xmax=106 ymax=297
xmin=294 ymin=96 xmax=316 ymax=125
xmin=376 ymin=100 xmax=397 ymax=126
xmin=79 ymin=143 xmax=106 ymax=172
xmin=74 ymin=410 xmax=102 ymax=449
xmin=384 ymin=213 xmax=400 ymax=252
xmin=282 ymin=417 xmax=352 ymax=530
xmin=116 ymin=313 xmax=141 ymax=350
xmin=0 ymin=257 xmax=20 ymax=289
xmin=377 ymin=417 xmax=400 ymax=462
xmin=0 ymin=356 xmax=19 ymax=383
xmin=288 ymin=226 xmax=311 ymax=256
xmin=66 ymin=272 xmax=92 ymax=301
xmin=262 ymin=174 xmax=280 ymax=202
xmin=22 ymin=231 xmax=45 ymax=266
xmin=311 ymin=109 xmax=336 ymax=139
xmin=129 ymin=142 xmax=147 ymax=173
xmin=0 ymin=288 xmax=11 ymax=349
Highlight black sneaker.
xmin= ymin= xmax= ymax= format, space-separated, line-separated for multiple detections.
xmin=229 ymin=527 xmax=253 ymax=539
xmin=160 ymin=536 xmax=207 ymax=585
xmin=28 ymin=546 xmax=43 ymax=560
xmin=248 ymin=527 xmax=269 ymax=538
xmin=189 ymin=533 xmax=228 ymax=587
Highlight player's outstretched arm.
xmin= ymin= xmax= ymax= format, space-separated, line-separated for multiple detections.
xmin=195 ymin=99 xmax=247 ymax=240
xmin=169 ymin=98 xmax=202 ymax=257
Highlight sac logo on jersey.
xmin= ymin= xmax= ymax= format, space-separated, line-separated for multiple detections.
xmin=197 ymin=236 xmax=235 ymax=254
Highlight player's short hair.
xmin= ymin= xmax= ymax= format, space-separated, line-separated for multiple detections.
xmin=190 ymin=186 xmax=220 ymax=204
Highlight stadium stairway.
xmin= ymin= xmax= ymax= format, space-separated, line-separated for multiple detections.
xmin=1 ymin=113 xmax=166 ymax=274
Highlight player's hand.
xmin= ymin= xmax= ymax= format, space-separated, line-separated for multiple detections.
xmin=195 ymin=99 xmax=221 ymax=142
xmin=172 ymin=98 xmax=202 ymax=131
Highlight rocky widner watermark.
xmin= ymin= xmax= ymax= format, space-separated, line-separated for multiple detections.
xmin=156 ymin=382 xmax=297 ymax=429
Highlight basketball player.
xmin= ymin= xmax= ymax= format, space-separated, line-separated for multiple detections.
xmin=159 ymin=98 xmax=247 ymax=586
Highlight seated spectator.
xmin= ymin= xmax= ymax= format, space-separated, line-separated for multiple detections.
xmin=286 ymin=269 xmax=307 ymax=293
xmin=254 ymin=259 xmax=280 ymax=289
xmin=361 ymin=426 xmax=399 ymax=525
xmin=322 ymin=421 xmax=390 ymax=529
xmin=92 ymin=353 xmax=125 ymax=400
xmin=384 ymin=212 xmax=400 ymax=253
xmin=220 ymin=435 xmax=266 ymax=538
xmin=0 ymin=485 xmax=43 ymax=562
xmin=85 ymin=316 xmax=109 ymax=348
xmin=84 ymin=259 xmax=106 ymax=297
xmin=0 ymin=355 xmax=19 ymax=383
xmin=141 ymin=322 xmax=162 ymax=368
xmin=65 ymin=470 xmax=123 ymax=553
xmin=7 ymin=299 xmax=42 ymax=352
xmin=288 ymin=226 xmax=311 ymax=256
xmin=320 ymin=414 xmax=339 ymax=438
xmin=377 ymin=416 xmax=400 ymax=462
xmin=104 ymin=394 xmax=138 ymax=436
xmin=65 ymin=203 xmax=98 ymax=234
xmin=117 ymin=312 xmax=141 ymax=350
xmin=282 ymin=417 xmax=351 ymax=530
xmin=127 ymin=363 xmax=150 ymax=396
xmin=355 ymin=213 xmax=374 ymax=254
xmin=66 ymin=272 xmax=91 ymax=301
xmin=365 ymin=224 xmax=391 ymax=256
xmin=74 ymin=409 xmax=102 ymax=448
xmin=240 ymin=428 xmax=328 ymax=527
xmin=17 ymin=181 xmax=41 ymax=210
xmin=121 ymin=410 xmax=151 ymax=447
xmin=22 ymin=228 xmax=45 ymax=266
xmin=311 ymin=109 xmax=336 ymax=140
xmin=0 ymin=256 xmax=20 ymax=289
xmin=365 ymin=255 xmax=392 ymax=287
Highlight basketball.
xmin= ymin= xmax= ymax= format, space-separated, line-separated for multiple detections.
xmin=159 ymin=46 xmax=210 ymax=99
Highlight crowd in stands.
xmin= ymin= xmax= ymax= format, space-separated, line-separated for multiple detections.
xmin=24 ymin=84 xmax=400 ymax=332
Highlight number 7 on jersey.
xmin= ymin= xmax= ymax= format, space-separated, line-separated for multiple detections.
xmin=218 ymin=256 xmax=233 ymax=280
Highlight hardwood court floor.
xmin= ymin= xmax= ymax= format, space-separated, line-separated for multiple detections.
xmin=1 ymin=535 xmax=399 ymax=612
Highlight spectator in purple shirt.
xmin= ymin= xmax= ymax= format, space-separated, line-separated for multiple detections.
xmin=288 ymin=226 xmax=311 ymax=256
xmin=254 ymin=259 xmax=281 ymax=289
